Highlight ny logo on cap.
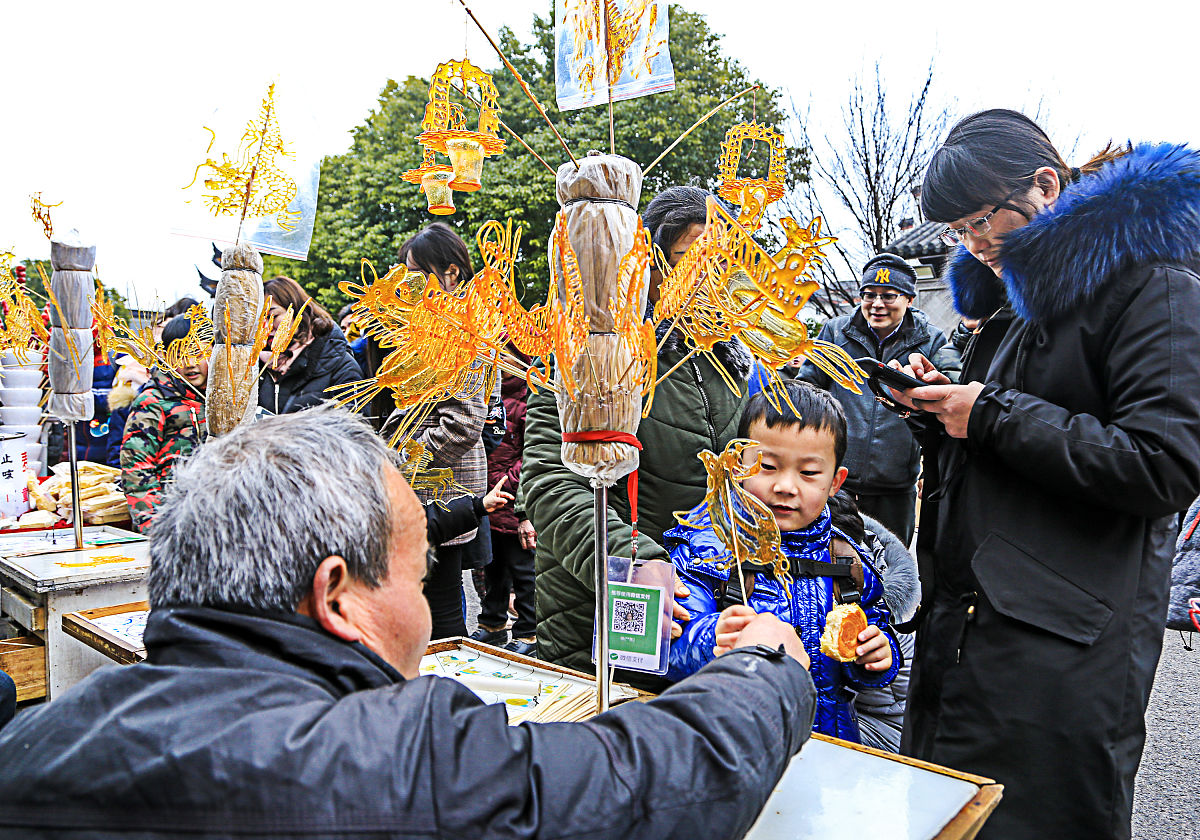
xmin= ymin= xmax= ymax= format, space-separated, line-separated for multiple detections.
xmin=875 ymin=268 xmax=891 ymax=284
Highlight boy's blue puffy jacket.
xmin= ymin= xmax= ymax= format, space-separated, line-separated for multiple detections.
xmin=666 ymin=503 xmax=901 ymax=742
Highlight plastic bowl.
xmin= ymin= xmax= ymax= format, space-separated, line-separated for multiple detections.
xmin=0 ymin=369 xmax=43 ymax=389
xmin=0 ymin=388 xmax=43 ymax=407
xmin=24 ymin=444 xmax=44 ymax=464
xmin=0 ymin=425 xmax=43 ymax=443
xmin=0 ymin=406 xmax=43 ymax=426
xmin=1 ymin=351 xmax=45 ymax=367
xmin=25 ymin=460 xmax=43 ymax=477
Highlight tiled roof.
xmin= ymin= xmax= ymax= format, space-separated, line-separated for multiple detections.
xmin=885 ymin=220 xmax=949 ymax=259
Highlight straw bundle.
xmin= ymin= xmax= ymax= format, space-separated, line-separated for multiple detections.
xmin=47 ymin=235 xmax=96 ymax=422
xmin=552 ymin=153 xmax=647 ymax=487
xmin=205 ymin=243 xmax=264 ymax=436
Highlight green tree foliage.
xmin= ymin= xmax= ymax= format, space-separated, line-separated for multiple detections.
xmin=278 ymin=4 xmax=807 ymax=312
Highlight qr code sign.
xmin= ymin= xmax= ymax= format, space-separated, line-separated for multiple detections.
xmin=612 ymin=598 xmax=648 ymax=634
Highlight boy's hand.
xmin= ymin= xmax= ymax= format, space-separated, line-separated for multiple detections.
xmin=854 ymin=624 xmax=893 ymax=672
xmin=713 ymin=605 xmax=758 ymax=656
xmin=670 ymin=576 xmax=690 ymax=640
xmin=482 ymin=477 xmax=514 ymax=513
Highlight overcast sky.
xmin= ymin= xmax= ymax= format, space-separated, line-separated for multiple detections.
xmin=5 ymin=1 xmax=1193 ymax=306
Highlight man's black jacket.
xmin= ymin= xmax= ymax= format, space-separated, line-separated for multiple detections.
xmin=0 ymin=606 xmax=815 ymax=839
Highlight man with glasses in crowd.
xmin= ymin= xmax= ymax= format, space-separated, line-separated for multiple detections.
xmin=797 ymin=253 xmax=946 ymax=544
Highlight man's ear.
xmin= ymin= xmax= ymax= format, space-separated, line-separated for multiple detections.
xmin=829 ymin=466 xmax=849 ymax=497
xmin=296 ymin=555 xmax=363 ymax=643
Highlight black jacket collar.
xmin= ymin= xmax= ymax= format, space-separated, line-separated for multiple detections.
xmin=946 ymin=143 xmax=1200 ymax=324
xmin=145 ymin=605 xmax=404 ymax=696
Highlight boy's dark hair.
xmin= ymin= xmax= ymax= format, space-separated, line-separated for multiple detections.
xmin=642 ymin=186 xmax=710 ymax=252
xmin=160 ymin=314 xmax=193 ymax=352
xmin=827 ymin=489 xmax=866 ymax=543
xmin=736 ymin=380 xmax=848 ymax=466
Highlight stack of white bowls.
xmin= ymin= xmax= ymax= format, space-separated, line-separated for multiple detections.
xmin=0 ymin=350 xmax=48 ymax=480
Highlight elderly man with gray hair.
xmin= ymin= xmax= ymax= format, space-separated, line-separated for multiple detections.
xmin=0 ymin=404 xmax=815 ymax=839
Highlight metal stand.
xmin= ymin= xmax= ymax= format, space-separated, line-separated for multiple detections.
xmin=67 ymin=423 xmax=83 ymax=549
xmin=594 ymin=483 xmax=611 ymax=714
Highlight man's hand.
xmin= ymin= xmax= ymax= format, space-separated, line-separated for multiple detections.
xmin=482 ymin=477 xmax=514 ymax=513
xmin=670 ymin=576 xmax=691 ymax=640
xmin=730 ymin=613 xmax=810 ymax=670
xmin=517 ymin=519 xmax=536 ymax=551
xmin=854 ymin=624 xmax=893 ymax=672
xmin=908 ymin=381 xmax=985 ymax=439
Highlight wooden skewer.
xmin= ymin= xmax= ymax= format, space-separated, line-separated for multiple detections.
xmin=643 ymin=84 xmax=760 ymax=176
xmin=456 ymin=0 xmax=579 ymax=169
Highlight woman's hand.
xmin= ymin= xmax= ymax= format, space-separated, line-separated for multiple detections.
xmin=885 ymin=353 xmax=952 ymax=411
xmin=713 ymin=605 xmax=759 ymax=656
xmin=482 ymin=477 xmax=514 ymax=513
xmin=854 ymin=624 xmax=893 ymax=672
xmin=517 ymin=519 xmax=537 ymax=551
xmin=909 ymin=381 xmax=986 ymax=439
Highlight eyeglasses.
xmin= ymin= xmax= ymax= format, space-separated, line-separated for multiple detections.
xmin=938 ymin=187 xmax=1023 ymax=247
xmin=860 ymin=291 xmax=901 ymax=303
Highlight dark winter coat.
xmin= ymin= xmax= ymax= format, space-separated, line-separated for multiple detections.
xmin=257 ymin=326 xmax=361 ymax=415
xmin=904 ymin=143 xmax=1200 ymax=840
xmin=1170 ymin=498 xmax=1200 ymax=632
xmin=0 ymin=605 xmax=817 ymax=839
xmin=521 ymin=323 xmax=753 ymax=677
xmin=487 ymin=371 xmax=528 ymax=535
xmin=798 ymin=309 xmax=946 ymax=492
xmin=105 ymin=380 xmax=139 ymax=468
xmin=666 ymin=505 xmax=899 ymax=742
xmin=930 ymin=320 xmax=974 ymax=385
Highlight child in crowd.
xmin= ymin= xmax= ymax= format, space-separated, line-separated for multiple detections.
xmin=666 ymin=380 xmax=900 ymax=742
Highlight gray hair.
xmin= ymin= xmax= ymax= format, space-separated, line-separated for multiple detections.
xmin=149 ymin=403 xmax=399 ymax=611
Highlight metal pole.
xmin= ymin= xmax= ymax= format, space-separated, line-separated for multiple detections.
xmin=594 ymin=483 xmax=611 ymax=714
xmin=67 ymin=423 xmax=83 ymax=549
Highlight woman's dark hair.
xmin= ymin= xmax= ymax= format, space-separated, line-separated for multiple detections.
xmin=827 ymin=489 xmax=866 ymax=544
xmin=736 ymin=379 xmax=848 ymax=467
xmin=398 ymin=223 xmax=474 ymax=288
xmin=336 ymin=304 xmax=355 ymax=324
xmin=642 ymin=186 xmax=710 ymax=252
xmin=160 ymin=314 xmax=193 ymax=352
xmin=262 ymin=275 xmax=334 ymax=341
xmin=160 ymin=297 xmax=199 ymax=325
xmin=921 ymin=108 xmax=1130 ymax=223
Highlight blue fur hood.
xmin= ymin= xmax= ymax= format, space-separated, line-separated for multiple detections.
xmin=945 ymin=143 xmax=1200 ymax=323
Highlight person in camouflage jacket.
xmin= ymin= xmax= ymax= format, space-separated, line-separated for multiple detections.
xmin=120 ymin=316 xmax=208 ymax=533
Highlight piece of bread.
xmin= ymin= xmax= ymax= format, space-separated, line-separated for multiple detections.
xmin=17 ymin=510 xmax=58 ymax=529
xmin=820 ymin=603 xmax=869 ymax=662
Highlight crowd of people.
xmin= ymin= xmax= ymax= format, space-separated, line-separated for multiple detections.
xmin=1 ymin=108 xmax=1199 ymax=840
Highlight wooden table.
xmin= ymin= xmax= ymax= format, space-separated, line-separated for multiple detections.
xmin=0 ymin=526 xmax=149 ymax=699
xmin=62 ymin=600 xmax=148 ymax=665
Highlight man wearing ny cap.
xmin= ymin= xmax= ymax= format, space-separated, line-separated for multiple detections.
xmin=797 ymin=253 xmax=946 ymax=543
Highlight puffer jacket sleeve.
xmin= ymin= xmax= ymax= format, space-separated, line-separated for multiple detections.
xmin=521 ymin=385 xmax=667 ymax=588
xmin=840 ymin=558 xmax=901 ymax=691
xmin=415 ymin=648 xmax=815 ymax=840
xmin=665 ymin=546 xmax=723 ymax=682
xmin=969 ymin=265 xmax=1200 ymax=518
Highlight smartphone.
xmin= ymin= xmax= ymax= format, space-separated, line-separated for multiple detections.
xmin=855 ymin=357 xmax=927 ymax=391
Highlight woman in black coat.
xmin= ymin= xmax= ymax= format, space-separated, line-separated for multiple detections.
xmin=891 ymin=110 xmax=1200 ymax=839
xmin=258 ymin=276 xmax=362 ymax=415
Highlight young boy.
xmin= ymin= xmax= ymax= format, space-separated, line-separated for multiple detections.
xmin=666 ymin=380 xmax=900 ymax=743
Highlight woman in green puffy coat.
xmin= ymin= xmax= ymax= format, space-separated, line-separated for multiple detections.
xmin=521 ymin=187 xmax=754 ymax=684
